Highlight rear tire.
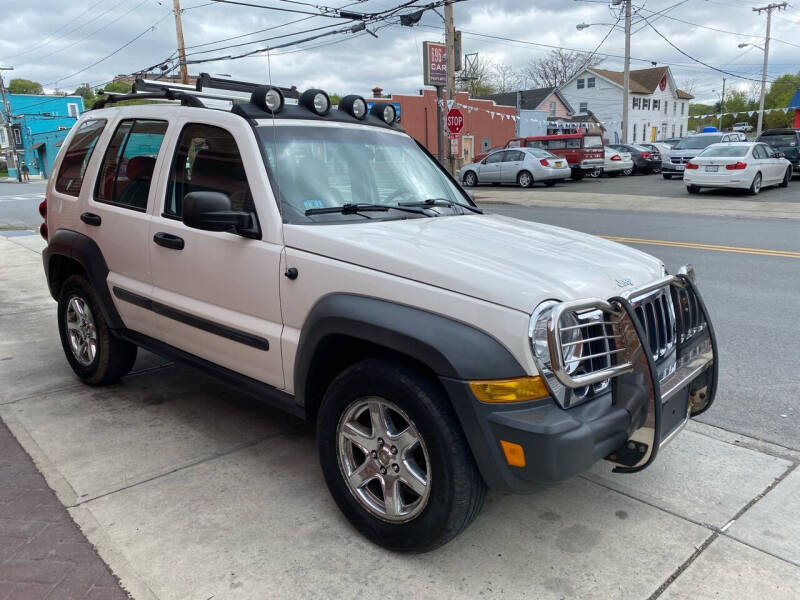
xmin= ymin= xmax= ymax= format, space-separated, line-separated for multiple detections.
xmin=57 ymin=275 xmax=137 ymax=385
xmin=748 ymin=172 xmax=762 ymax=195
xmin=687 ymin=185 xmax=700 ymax=194
xmin=317 ymin=359 xmax=486 ymax=553
xmin=517 ymin=170 xmax=534 ymax=188
xmin=570 ymin=169 xmax=585 ymax=181
xmin=544 ymin=180 xmax=557 ymax=187
xmin=779 ymin=167 xmax=791 ymax=188
xmin=662 ymin=174 xmax=673 ymax=180
xmin=622 ymin=168 xmax=633 ymax=176
xmin=588 ymin=168 xmax=601 ymax=178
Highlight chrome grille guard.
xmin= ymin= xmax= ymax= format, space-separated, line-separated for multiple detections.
xmin=544 ymin=268 xmax=718 ymax=473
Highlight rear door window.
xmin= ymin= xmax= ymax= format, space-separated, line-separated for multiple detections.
xmin=95 ymin=119 xmax=168 ymax=210
xmin=565 ymin=138 xmax=581 ymax=149
xmin=55 ymin=119 xmax=106 ymax=197
xmin=485 ymin=152 xmax=506 ymax=164
xmin=546 ymin=139 xmax=566 ymax=150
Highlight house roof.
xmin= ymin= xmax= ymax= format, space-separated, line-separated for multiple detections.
xmin=587 ymin=66 xmax=694 ymax=99
xmin=477 ymin=87 xmax=574 ymax=113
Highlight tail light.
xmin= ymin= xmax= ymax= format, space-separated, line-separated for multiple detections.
xmin=726 ymin=162 xmax=747 ymax=170
xmin=39 ymin=199 xmax=48 ymax=240
xmin=641 ymin=152 xmax=652 ymax=158
xmin=685 ymin=162 xmax=699 ymax=170
xmin=539 ymin=159 xmax=550 ymax=167
xmin=610 ymin=154 xmax=621 ymax=161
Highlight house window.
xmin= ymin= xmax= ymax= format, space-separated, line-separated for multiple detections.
xmin=0 ymin=128 xmax=7 ymax=148
xmin=681 ymin=102 xmax=685 ymax=115
xmin=673 ymin=102 xmax=677 ymax=115
xmin=643 ymin=125 xmax=646 ymax=142
xmin=587 ymin=77 xmax=595 ymax=88
xmin=482 ymin=137 xmax=491 ymax=152
xmin=632 ymin=97 xmax=640 ymax=109
xmin=577 ymin=78 xmax=585 ymax=89
xmin=549 ymin=101 xmax=556 ymax=116
xmin=579 ymin=102 xmax=588 ymax=112
xmin=13 ymin=128 xmax=21 ymax=146
xmin=653 ymin=100 xmax=660 ymax=111
xmin=671 ymin=124 xmax=676 ymax=137
xmin=633 ymin=123 xmax=637 ymax=141
xmin=642 ymin=98 xmax=650 ymax=110
xmin=67 ymin=103 xmax=79 ymax=118
xmin=665 ymin=102 xmax=669 ymax=114
xmin=680 ymin=124 xmax=683 ymax=136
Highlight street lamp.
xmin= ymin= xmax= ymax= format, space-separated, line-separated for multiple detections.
xmin=738 ymin=33 xmax=770 ymax=137
xmin=738 ymin=42 xmax=765 ymax=51
xmin=576 ymin=22 xmax=624 ymax=30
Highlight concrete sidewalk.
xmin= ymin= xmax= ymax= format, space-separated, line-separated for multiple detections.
xmin=1 ymin=232 xmax=799 ymax=599
xmin=474 ymin=188 xmax=800 ymax=220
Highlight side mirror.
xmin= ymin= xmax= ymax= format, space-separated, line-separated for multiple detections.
xmin=182 ymin=191 xmax=257 ymax=238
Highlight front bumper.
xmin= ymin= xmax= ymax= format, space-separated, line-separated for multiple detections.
xmin=663 ymin=162 xmax=687 ymax=175
xmin=444 ymin=273 xmax=717 ymax=494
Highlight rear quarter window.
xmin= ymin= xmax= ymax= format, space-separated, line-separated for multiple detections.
xmin=55 ymin=119 xmax=106 ymax=196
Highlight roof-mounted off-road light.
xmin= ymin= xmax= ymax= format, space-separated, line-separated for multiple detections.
xmin=251 ymin=85 xmax=284 ymax=113
xmin=338 ymin=94 xmax=367 ymax=120
xmin=300 ymin=89 xmax=331 ymax=116
xmin=370 ymin=102 xmax=396 ymax=125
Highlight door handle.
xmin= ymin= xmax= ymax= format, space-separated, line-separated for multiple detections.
xmin=153 ymin=232 xmax=185 ymax=250
xmin=80 ymin=212 xmax=101 ymax=226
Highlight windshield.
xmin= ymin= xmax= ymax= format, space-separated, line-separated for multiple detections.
xmin=674 ymin=136 xmax=722 ymax=150
xmin=584 ymin=135 xmax=603 ymax=148
xmin=698 ymin=145 xmax=749 ymax=157
xmin=759 ymin=134 xmax=797 ymax=147
xmin=257 ymin=123 xmax=470 ymax=223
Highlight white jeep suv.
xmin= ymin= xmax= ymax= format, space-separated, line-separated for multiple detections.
xmin=40 ymin=75 xmax=717 ymax=552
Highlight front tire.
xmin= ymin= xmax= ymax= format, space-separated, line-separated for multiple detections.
xmin=663 ymin=174 xmax=673 ymax=180
xmin=622 ymin=167 xmax=633 ymax=176
xmin=317 ymin=359 xmax=486 ymax=552
xmin=517 ymin=170 xmax=534 ymax=188
xmin=779 ymin=167 xmax=791 ymax=188
xmin=748 ymin=172 xmax=762 ymax=195
xmin=57 ymin=275 xmax=137 ymax=385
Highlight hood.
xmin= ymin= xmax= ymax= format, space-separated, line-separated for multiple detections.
xmin=284 ymin=214 xmax=664 ymax=314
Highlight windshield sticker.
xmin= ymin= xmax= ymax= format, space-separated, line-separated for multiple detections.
xmin=303 ymin=199 xmax=326 ymax=211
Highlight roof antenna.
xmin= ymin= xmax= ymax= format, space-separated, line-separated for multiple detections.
xmin=265 ymin=47 xmax=286 ymax=240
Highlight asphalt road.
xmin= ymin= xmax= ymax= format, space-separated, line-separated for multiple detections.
xmin=476 ymin=169 xmax=800 ymax=201
xmin=484 ymin=204 xmax=800 ymax=451
xmin=2 ymin=180 xmax=797 ymax=450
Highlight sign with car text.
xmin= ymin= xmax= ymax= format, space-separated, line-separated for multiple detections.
xmin=423 ymin=41 xmax=447 ymax=87
xmin=446 ymin=108 xmax=464 ymax=134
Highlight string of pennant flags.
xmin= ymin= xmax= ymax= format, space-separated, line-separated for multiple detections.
xmin=433 ymin=97 xmax=793 ymax=129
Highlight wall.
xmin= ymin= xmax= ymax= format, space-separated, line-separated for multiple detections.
xmin=380 ymin=90 xmax=516 ymax=159
xmin=539 ymin=91 xmax=571 ymax=118
xmin=1 ymin=94 xmax=84 ymax=179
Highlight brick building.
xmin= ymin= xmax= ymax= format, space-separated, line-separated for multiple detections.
xmin=371 ymin=88 xmax=516 ymax=165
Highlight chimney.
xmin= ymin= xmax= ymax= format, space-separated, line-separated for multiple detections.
xmin=372 ymin=86 xmax=383 ymax=98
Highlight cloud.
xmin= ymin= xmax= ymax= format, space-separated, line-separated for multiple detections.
xmin=0 ymin=0 xmax=797 ymax=104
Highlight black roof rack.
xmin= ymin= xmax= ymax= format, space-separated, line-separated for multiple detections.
xmin=196 ymin=72 xmax=299 ymax=99
xmin=92 ymin=88 xmax=205 ymax=110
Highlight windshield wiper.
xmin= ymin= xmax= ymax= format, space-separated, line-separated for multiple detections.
xmin=304 ymin=202 xmax=433 ymax=217
xmin=399 ymin=198 xmax=483 ymax=214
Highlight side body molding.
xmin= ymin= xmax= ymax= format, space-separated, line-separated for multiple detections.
xmin=42 ymin=229 xmax=125 ymax=329
xmin=293 ymin=293 xmax=527 ymax=406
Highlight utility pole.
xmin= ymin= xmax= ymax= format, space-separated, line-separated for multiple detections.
xmin=444 ymin=1 xmax=456 ymax=174
xmin=172 ymin=0 xmax=190 ymax=84
xmin=613 ymin=0 xmax=631 ymax=143
xmin=719 ymin=77 xmax=726 ymax=130
xmin=753 ymin=2 xmax=786 ymax=137
xmin=0 ymin=66 xmax=21 ymax=183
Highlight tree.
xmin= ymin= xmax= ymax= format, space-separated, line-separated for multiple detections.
xmin=73 ymin=85 xmax=97 ymax=109
xmin=456 ymin=54 xmax=496 ymax=97
xmin=8 ymin=78 xmax=43 ymax=94
xmin=100 ymin=81 xmax=131 ymax=94
xmin=490 ymin=63 xmax=522 ymax=93
xmin=523 ymin=49 xmax=603 ymax=89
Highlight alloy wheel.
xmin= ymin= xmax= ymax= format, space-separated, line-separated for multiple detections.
xmin=337 ymin=397 xmax=431 ymax=523
xmin=518 ymin=172 xmax=532 ymax=187
xmin=65 ymin=296 xmax=97 ymax=367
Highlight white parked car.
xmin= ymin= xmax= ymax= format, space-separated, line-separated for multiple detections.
xmin=733 ymin=122 xmax=753 ymax=134
xmin=592 ymin=146 xmax=634 ymax=177
xmin=459 ymin=147 xmax=571 ymax=188
xmin=684 ymin=142 xmax=792 ymax=195
xmin=39 ymin=75 xmax=717 ymax=552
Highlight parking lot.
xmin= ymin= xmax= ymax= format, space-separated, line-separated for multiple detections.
xmin=472 ymin=169 xmax=800 ymax=202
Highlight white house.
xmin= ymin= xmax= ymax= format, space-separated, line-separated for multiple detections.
xmin=560 ymin=66 xmax=693 ymax=143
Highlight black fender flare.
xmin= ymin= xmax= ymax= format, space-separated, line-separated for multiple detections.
xmin=293 ymin=293 xmax=526 ymax=406
xmin=42 ymin=229 xmax=125 ymax=329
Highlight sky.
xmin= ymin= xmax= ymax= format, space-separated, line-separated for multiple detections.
xmin=1 ymin=0 xmax=799 ymax=106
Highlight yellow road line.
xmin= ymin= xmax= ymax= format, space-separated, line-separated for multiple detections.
xmin=600 ymin=236 xmax=800 ymax=259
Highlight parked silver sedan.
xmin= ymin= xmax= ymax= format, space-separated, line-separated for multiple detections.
xmin=459 ymin=147 xmax=572 ymax=188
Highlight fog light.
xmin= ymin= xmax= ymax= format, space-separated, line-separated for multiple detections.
xmin=370 ymin=102 xmax=397 ymax=124
xmin=469 ymin=376 xmax=549 ymax=403
xmin=301 ymin=89 xmax=331 ymax=115
xmin=251 ymin=85 xmax=284 ymax=113
xmin=500 ymin=440 xmax=526 ymax=468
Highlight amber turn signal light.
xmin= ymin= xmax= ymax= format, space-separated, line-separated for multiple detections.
xmin=500 ymin=440 xmax=526 ymax=468
xmin=468 ymin=376 xmax=549 ymax=403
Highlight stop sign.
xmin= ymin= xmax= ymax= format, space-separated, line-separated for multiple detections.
xmin=446 ymin=108 xmax=464 ymax=134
